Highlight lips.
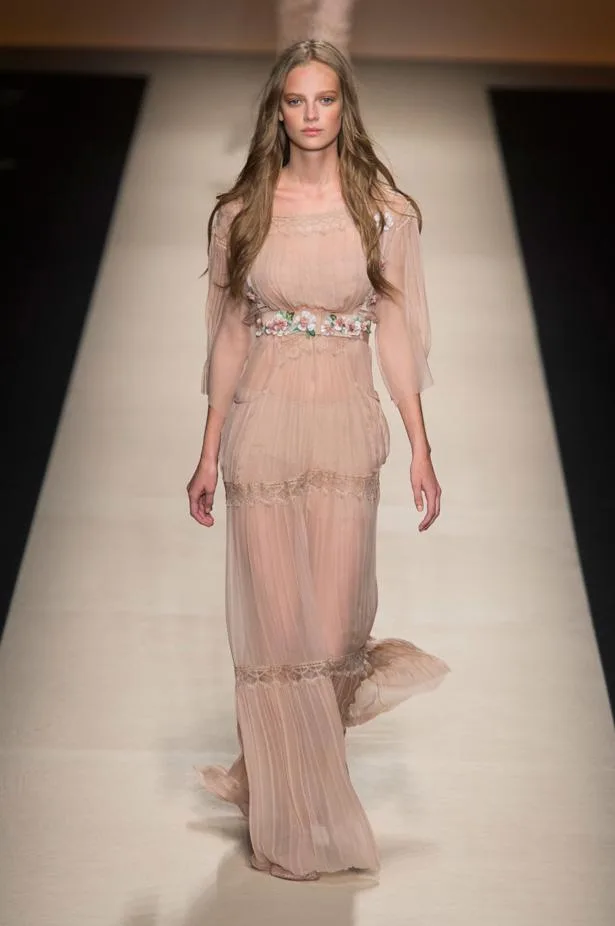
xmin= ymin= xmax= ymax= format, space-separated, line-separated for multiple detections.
xmin=301 ymin=128 xmax=322 ymax=135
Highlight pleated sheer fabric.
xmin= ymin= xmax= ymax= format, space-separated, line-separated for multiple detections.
xmin=198 ymin=192 xmax=450 ymax=876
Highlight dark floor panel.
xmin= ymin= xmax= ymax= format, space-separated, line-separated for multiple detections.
xmin=0 ymin=70 xmax=147 ymax=637
xmin=490 ymin=88 xmax=615 ymax=718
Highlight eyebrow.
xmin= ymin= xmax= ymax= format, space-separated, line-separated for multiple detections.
xmin=283 ymin=89 xmax=339 ymax=97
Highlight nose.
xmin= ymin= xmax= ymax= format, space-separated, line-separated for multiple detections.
xmin=304 ymin=101 xmax=318 ymax=122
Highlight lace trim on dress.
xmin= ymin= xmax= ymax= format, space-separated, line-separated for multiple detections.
xmin=269 ymin=210 xmax=352 ymax=235
xmin=224 ymin=470 xmax=380 ymax=507
xmin=268 ymin=206 xmax=409 ymax=236
xmin=214 ymin=202 xmax=411 ymax=245
xmin=235 ymin=647 xmax=370 ymax=686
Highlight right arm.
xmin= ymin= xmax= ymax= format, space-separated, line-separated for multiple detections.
xmin=187 ymin=206 xmax=251 ymax=526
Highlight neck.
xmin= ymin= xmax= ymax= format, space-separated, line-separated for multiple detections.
xmin=283 ymin=143 xmax=340 ymax=191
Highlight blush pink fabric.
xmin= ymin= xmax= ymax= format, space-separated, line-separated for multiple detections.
xmin=198 ymin=193 xmax=450 ymax=876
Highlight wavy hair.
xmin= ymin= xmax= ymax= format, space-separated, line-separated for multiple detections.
xmin=207 ymin=39 xmax=421 ymax=299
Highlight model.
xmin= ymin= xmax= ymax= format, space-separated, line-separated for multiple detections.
xmin=187 ymin=39 xmax=450 ymax=882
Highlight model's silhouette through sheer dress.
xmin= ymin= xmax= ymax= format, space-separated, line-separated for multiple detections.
xmin=187 ymin=40 xmax=450 ymax=882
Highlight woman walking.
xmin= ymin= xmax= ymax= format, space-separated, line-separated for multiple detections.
xmin=187 ymin=39 xmax=449 ymax=882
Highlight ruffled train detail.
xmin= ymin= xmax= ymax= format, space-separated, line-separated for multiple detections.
xmin=197 ymin=635 xmax=450 ymax=817
xmin=197 ymin=763 xmax=249 ymax=818
xmin=345 ymin=636 xmax=450 ymax=726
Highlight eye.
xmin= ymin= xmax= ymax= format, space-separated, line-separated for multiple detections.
xmin=321 ymin=96 xmax=336 ymax=105
xmin=286 ymin=98 xmax=301 ymax=106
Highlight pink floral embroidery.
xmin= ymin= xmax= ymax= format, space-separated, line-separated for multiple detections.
xmin=321 ymin=313 xmax=372 ymax=337
xmin=256 ymin=309 xmax=317 ymax=337
xmin=256 ymin=310 xmax=372 ymax=339
xmin=247 ymin=284 xmax=375 ymax=340
xmin=374 ymin=210 xmax=394 ymax=232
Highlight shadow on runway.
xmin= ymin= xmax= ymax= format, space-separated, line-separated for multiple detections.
xmin=117 ymin=801 xmax=442 ymax=926
xmin=119 ymin=813 xmax=376 ymax=926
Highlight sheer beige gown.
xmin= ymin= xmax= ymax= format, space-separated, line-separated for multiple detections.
xmin=197 ymin=192 xmax=450 ymax=876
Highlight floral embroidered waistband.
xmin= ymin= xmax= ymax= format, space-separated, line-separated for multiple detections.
xmin=255 ymin=309 xmax=372 ymax=339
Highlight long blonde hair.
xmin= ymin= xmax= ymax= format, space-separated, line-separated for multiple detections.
xmin=207 ymin=39 xmax=421 ymax=299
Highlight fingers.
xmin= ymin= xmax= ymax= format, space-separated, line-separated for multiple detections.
xmin=413 ymin=485 xmax=424 ymax=512
xmin=418 ymin=484 xmax=442 ymax=532
xmin=202 ymin=490 xmax=215 ymax=514
xmin=202 ymin=490 xmax=215 ymax=527
xmin=188 ymin=488 xmax=216 ymax=527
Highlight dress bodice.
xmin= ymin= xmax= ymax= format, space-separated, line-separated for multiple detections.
xmin=246 ymin=209 xmax=374 ymax=322
xmin=202 ymin=192 xmax=433 ymax=417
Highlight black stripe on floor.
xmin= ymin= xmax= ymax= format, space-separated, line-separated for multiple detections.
xmin=489 ymin=87 xmax=615 ymax=719
xmin=0 ymin=71 xmax=147 ymax=638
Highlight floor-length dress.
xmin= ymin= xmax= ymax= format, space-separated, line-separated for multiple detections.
xmin=198 ymin=192 xmax=450 ymax=876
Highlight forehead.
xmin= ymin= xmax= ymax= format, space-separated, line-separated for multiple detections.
xmin=283 ymin=61 xmax=339 ymax=94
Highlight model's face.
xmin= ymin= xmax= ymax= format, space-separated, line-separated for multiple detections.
xmin=279 ymin=61 xmax=342 ymax=152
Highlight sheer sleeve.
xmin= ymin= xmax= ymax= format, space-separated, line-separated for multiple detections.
xmin=201 ymin=203 xmax=252 ymax=417
xmin=374 ymin=199 xmax=433 ymax=404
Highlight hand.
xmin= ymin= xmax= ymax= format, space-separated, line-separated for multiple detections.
xmin=187 ymin=458 xmax=218 ymax=527
xmin=410 ymin=451 xmax=442 ymax=532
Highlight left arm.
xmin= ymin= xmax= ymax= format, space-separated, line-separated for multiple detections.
xmin=374 ymin=203 xmax=441 ymax=531
xmin=396 ymin=393 xmax=441 ymax=531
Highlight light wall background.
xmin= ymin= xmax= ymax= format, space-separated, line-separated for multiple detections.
xmin=1 ymin=0 xmax=614 ymax=65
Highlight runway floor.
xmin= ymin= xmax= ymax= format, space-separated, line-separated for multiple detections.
xmin=0 ymin=50 xmax=614 ymax=925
